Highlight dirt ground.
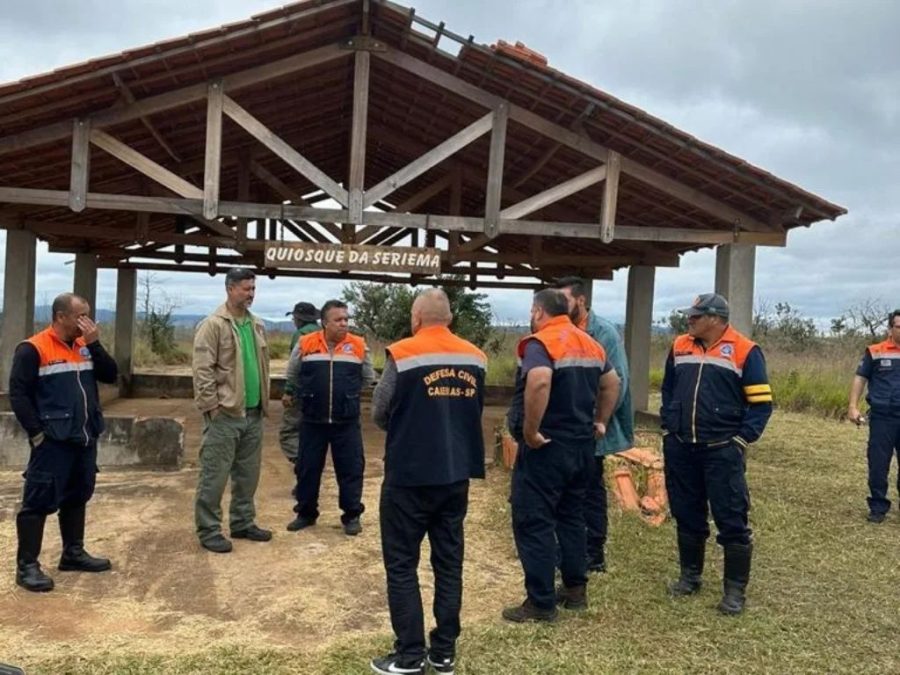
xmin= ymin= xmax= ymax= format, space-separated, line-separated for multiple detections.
xmin=0 ymin=399 xmax=517 ymax=668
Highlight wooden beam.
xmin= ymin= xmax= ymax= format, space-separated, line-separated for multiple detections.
xmin=89 ymin=128 xmax=202 ymax=199
xmin=111 ymin=72 xmax=181 ymax=163
xmin=223 ymin=95 xmax=349 ymax=207
xmin=236 ymin=151 xmax=251 ymax=244
xmin=619 ymin=157 xmax=772 ymax=233
xmin=373 ymin=47 xmax=774 ymax=233
xmin=501 ymin=164 xmax=606 ymax=221
xmin=363 ymin=112 xmax=493 ymax=208
xmin=600 ymin=151 xmax=621 ymax=243
xmin=354 ymin=172 xmax=453 ymax=242
xmin=0 ymin=42 xmax=349 ymax=156
xmin=248 ymin=160 xmax=344 ymax=241
xmin=348 ymin=50 xmax=371 ymax=228
xmin=484 ymin=104 xmax=508 ymax=239
xmin=69 ymin=119 xmax=91 ymax=212
xmin=203 ymin=81 xmax=224 ymax=221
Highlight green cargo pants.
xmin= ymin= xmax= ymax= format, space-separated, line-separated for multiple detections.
xmin=195 ymin=408 xmax=263 ymax=543
xmin=278 ymin=400 xmax=301 ymax=463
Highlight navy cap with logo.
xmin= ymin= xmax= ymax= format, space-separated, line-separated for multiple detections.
xmin=286 ymin=301 xmax=319 ymax=323
xmin=678 ymin=293 xmax=730 ymax=319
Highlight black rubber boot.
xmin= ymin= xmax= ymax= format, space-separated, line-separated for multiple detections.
xmin=58 ymin=504 xmax=112 ymax=572
xmin=718 ymin=543 xmax=752 ymax=615
xmin=15 ymin=512 xmax=54 ymax=592
xmin=668 ymin=532 xmax=705 ymax=596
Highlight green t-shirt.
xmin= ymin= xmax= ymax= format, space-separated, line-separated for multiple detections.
xmin=235 ymin=317 xmax=261 ymax=409
xmin=289 ymin=322 xmax=319 ymax=352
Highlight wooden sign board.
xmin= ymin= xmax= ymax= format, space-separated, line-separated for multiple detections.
xmin=264 ymin=241 xmax=441 ymax=275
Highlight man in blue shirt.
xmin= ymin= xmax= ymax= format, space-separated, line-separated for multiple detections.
xmin=553 ymin=276 xmax=634 ymax=573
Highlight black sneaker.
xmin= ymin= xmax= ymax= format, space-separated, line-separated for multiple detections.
xmin=200 ymin=535 xmax=232 ymax=553
xmin=287 ymin=515 xmax=317 ymax=532
xmin=231 ymin=525 xmax=273 ymax=541
xmin=343 ymin=517 xmax=362 ymax=536
xmin=426 ymin=653 xmax=455 ymax=674
xmin=867 ymin=512 xmax=886 ymax=523
xmin=370 ymin=653 xmax=425 ymax=674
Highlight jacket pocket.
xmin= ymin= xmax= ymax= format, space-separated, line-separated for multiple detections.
xmin=713 ymin=405 xmax=743 ymax=423
xmin=40 ymin=410 xmax=75 ymax=441
xmin=341 ymin=394 xmax=360 ymax=419
xmin=661 ymin=401 xmax=682 ymax=435
xmin=299 ymin=393 xmax=317 ymax=419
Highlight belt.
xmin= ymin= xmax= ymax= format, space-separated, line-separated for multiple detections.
xmin=674 ymin=435 xmax=733 ymax=450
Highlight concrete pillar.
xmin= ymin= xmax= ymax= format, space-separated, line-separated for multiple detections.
xmin=114 ymin=268 xmax=138 ymax=397
xmin=73 ymin=252 xmax=97 ymax=311
xmin=1 ymin=230 xmax=37 ymax=390
xmin=715 ymin=243 xmax=756 ymax=336
xmin=583 ymin=277 xmax=594 ymax=310
xmin=624 ymin=265 xmax=655 ymax=413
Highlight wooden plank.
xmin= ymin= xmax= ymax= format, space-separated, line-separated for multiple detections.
xmin=501 ymin=164 xmax=606 ymax=221
xmin=236 ymin=152 xmax=251 ymax=244
xmin=112 ymin=72 xmax=181 ymax=163
xmin=619 ymin=156 xmax=771 ymax=232
xmin=363 ymin=112 xmax=493 ymax=207
xmin=484 ymin=104 xmax=508 ymax=238
xmin=600 ymin=150 xmax=621 ymax=243
xmin=69 ymin=119 xmax=91 ymax=212
xmin=458 ymin=233 xmax=490 ymax=253
xmin=248 ymin=160 xmax=345 ymax=241
xmin=203 ymin=81 xmax=224 ymax=220
xmin=223 ymin=95 xmax=349 ymax=206
xmin=90 ymin=128 xmax=202 ymax=199
xmin=348 ymin=50 xmax=371 ymax=227
xmin=0 ymin=43 xmax=349 ymax=156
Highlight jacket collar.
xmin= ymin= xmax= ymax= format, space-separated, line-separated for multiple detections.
xmin=213 ymin=303 xmax=260 ymax=326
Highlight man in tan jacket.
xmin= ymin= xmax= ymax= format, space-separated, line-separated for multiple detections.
xmin=192 ymin=268 xmax=271 ymax=553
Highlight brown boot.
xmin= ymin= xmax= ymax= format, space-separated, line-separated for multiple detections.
xmin=501 ymin=598 xmax=559 ymax=623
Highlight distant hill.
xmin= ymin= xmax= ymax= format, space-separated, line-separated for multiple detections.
xmin=30 ymin=306 xmax=295 ymax=333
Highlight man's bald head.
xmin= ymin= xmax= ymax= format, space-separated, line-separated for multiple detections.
xmin=411 ymin=288 xmax=453 ymax=333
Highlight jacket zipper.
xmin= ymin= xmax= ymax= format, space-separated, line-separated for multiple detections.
xmin=328 ymin=346 xmax=334 ymax=424
xmin=691 ymin=353 xmax=705 ymax=443
xmin=72 ymin=343 xmax=90 ymax=445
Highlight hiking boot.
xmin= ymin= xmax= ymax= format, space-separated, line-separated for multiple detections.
xmin=15 ymin=561 xmax=54 ymax=593
xmin=231 ymin=525 xmax=273 ymax=541
xmin=200 ymin=534 xmax=233 ymax=553
xmin=501 ymin=598 xmax=559 ymax=623
xmin=370 ymin=652 xmax=425 ymax=674
xmin=426 ymin=653 xmax=455 ymax=675
xmin=343 ymin=517 xmax=362 ymax=536
xmin=717 ymin=543 xmax=752 ymax=616
xmin=867 ymin=512 xmax=886 ymax=523
xmin=287 ymin=515 xmax=317 ymax=532
xmin=556 ymin=584 xmax=588 ymax=610
xmin=58 ymin=545 xmax=112 ymax=572
xmin=669 ymin=532 xmax=705 ymax=597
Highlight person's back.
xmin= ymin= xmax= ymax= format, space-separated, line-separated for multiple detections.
xmin=370 ymin=289 xmax=487 ymax=675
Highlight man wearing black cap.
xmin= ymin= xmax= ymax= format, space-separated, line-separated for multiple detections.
xmin=280 ymin=302 xmax=320 ymax=463
xmin=660 ymin=293 xmax=772 ymax=615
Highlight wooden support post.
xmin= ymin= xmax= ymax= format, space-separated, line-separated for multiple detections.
xmin=484 ymin=103 xmax=508 ymax=239
xmin=600 ymin=150 xmax=621 ymax=243
xmin=69 ymin=119 xmax=91 ymax=212
xmin=347 ymin=50 xmax=370 ymax=235
xmin=203 ymin=80 xmax=224 ymax=221
xmin=237 ymin=151 xmax=250 ymax=244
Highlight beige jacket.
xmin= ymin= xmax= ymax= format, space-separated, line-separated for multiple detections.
xmin=192 ymin=303 xmax=270 ymax=417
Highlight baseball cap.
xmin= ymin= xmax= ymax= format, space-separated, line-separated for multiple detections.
xmin=678 ymin=293 xmax=730 ymax=319
xmin=286 ymin=301 xmax=319 ymax=323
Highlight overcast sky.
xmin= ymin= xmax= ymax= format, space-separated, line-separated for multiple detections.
xmin=0 ymin=0 xmax=896 ymax=325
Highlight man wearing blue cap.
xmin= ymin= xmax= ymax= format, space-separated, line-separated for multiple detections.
xmin=660 ymin=293 xmax=772 ymax=615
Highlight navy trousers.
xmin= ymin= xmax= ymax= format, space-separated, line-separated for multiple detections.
xmin=380 ymin=480 xmax=469 ymax=662
xmin=19 ymin=438 xmax=98 ymax=516
xmin=584 ymin=456 xmax=608 ymax=560
xmin=294 ymin=420 xmax=365 ymax=523
xmin=511 ymin=437 xmax=593 ymax=610
xmin=866 ymin=417 xmax=900 ymax=515
xmin=663 ymin=435 xmax=752 ymax=546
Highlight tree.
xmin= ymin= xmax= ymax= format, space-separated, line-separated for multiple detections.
xmin=842 ymin=298 xmax=892 ymax=339
xmin=139 ymin=272 xmax=183 ymax=359
xmin=341 ymin=280 xmax=495 ymax=348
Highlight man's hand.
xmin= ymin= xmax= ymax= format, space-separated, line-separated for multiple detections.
xmin=524 ymin=429 xmax=551 ymax=449
xmin=282 ymin=394 xmax=294 ymax=409
xmin=593 ymin=422 xmax=607 ymax=439
xmin=77 ymin=316 xmax=99 ymax=344
xmin=848 ymin=406 xmax=865 ymax=426
xmin=207 ymin=407 xmax=220 ymax=420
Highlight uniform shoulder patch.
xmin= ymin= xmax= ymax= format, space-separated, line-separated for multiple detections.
xmin=720 ymin=344 xmax=734 ymax=358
